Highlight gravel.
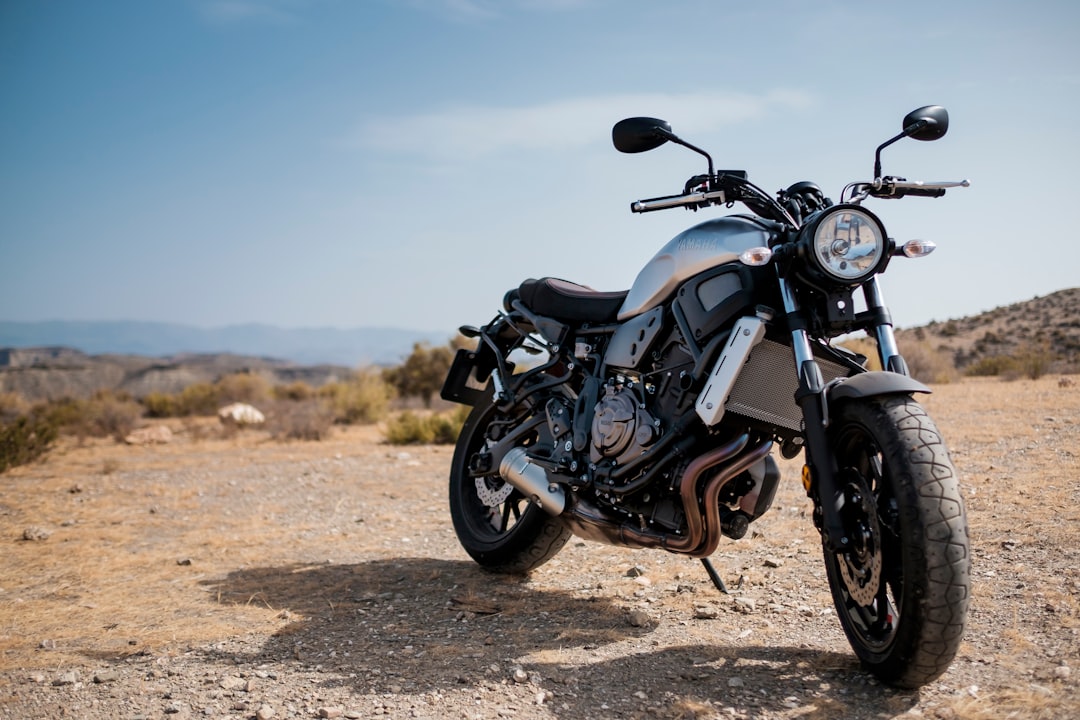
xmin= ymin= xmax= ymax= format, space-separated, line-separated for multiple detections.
xmin=1 ymin=377 xmax=1079 ymax=719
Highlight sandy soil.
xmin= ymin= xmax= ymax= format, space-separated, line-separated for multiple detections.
xmin=1 ymin=376 xmax=1078 ymax=719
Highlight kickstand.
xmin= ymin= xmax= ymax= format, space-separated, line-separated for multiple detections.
xmin=700 ymin=558 xmax=729 ymax=594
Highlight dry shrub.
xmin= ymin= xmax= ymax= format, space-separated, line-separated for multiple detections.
xmin=266 ymin=399 xmax=335 ymax=441
xmin=215 ymin=372 xmax=270 ymax=404
xmin=383 ymin=406 xmax=467 ymax=445
xmin=320 ymin=369 xmax=394 ymax=425
xmin=0 ymin=412 xmax=58 ymax=473
xmin=900 ymin=340 xmax=959 ymax=384
xmin=272 ymin=381 xmax=314 ymax=401
xmin=39 ymin=391 xmax=143 ymax=441
xmin=0 ymin=392 xmax=30 ymax=423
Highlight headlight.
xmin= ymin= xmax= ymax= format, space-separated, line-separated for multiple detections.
xmin=809 ymin=206 xmax=887 ymax=283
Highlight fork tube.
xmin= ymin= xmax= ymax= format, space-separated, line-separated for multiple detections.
xmin=862 ymin=278 xmax=908 ymax=375
xmin=778 ymin=275 xmax=850 ymax=553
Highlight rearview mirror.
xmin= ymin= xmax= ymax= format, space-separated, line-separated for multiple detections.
xmin=903 ymin=105 xmax=949 ymax=142
xmin=612 ymin=117 xmax=672 ymax=154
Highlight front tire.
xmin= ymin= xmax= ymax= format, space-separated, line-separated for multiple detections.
xmin=449 ymin=399 xmax=571 ymax=574
xmin=823 ymin=395 xmax=970 ymax=688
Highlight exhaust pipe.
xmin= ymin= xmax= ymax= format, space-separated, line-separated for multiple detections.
xmin=499 ymin=447 xmax=566 ymax=515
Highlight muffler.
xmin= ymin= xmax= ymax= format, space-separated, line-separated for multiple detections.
xmin=499 ymin=447 xmax=566 ymax=515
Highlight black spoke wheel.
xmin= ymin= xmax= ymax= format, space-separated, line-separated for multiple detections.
xmin=449 ymin=399 xmax=571 ymax=574
xmin=823 ymin=395 xmax=970 ymax=688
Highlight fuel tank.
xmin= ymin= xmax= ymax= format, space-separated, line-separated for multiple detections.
xmin=618 ymin=216 xmax=771 ymax=320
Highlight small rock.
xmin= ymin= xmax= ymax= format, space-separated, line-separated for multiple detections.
xmin=1054 ymin=665 xmax=1072 ymax=680
xmin=219 ymin=675 xmax=246 ymax=691
xmin=164 ymin=703 xmax=183 ymax=715
xmin=728 ymin=676 xmax=745 ymax=688
xmin=217 ymin=403 xmax=265 ymax=427
xmin=52 ymin=670 xmax=79 ymax=686
xmin=318 ymin=707 xmax=344 ymax=719
xmin=627 ymin=609 xmax=651 ymax=627
xmin=733 ymin=597 xmax=757 ymax=613
xmin=694 ymin=604 xmax=720 ymax=620
xmin=22 ymin=527 xmax=50 ymax=542
xmin=176 ymin=558 xmax=193 ymax=566
xmin=626 ymin=565 xmax=647 ymax=577
xmin=255 ymin=704 xmax=275 ymax=720
xmin=94 ymin=669 xmax=120 ymax=684
xmin=763 ymin=557 xmax=783 ymax=568
xmin=511 ymin=667 xmax=529 ymax=684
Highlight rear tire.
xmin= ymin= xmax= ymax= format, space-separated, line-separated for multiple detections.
xmin=823 ymin=395 xmax=970 ymax=688
xmin=448 ymin=400 xmax=571 ymax=574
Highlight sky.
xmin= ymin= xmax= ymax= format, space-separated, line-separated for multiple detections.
xmin=2 ymin=0 xmax=1079 ymax=340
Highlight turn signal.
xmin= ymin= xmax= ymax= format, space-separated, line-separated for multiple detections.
xmin=801 ymin=464 xmax=813 ymax=492
xmin=901 ymin=239 xmax=937 ymax=258
xmin=739 ymin=247 xmax=773 ymax=266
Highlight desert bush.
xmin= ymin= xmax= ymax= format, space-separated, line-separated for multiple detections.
xmin=902 ymin=341 xmax=960 ymax=384
xmin=320 ymin=369 xmax=394 ymax=424
xmin=142 ymin=391 xmax=183 ymax=418
xmin=0 ymin=412 xmax=59 ymax=473
xmin=0 ymin=392 xmax=29 ymax=424
xmin=383 ymin=406 xmax=468 ymax=445
xmin=837 ymin=336 xmax=882 ymax=371
xmin=965 ymin=355 xmax=1018 ymax=377
xmin=384 ymin=341 xmax=456 ymax=408
xmin=84 ymin=390 xmax=143 ymax=441
xmin=272 ymin=381 xmax=315 ymax=402
xmin=215 ymin=372 xmax=270 ymax=404
xmin=266 ymin=399 xmax=335 ymax=441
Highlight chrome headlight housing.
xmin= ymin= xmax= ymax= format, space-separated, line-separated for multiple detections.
xmin=801 ymin=205 xmax=889 ymax=285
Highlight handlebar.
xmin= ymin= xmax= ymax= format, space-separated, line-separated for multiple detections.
xmin=868 ymin=177 xmax=970 ymax=199
xmin=631 ymin=189 xmax=727 ymax=213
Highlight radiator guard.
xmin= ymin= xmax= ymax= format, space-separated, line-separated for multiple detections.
xmin=724 ymin=339 xmax=852 ymax=432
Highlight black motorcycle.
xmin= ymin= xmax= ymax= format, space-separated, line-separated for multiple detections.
xmin=441 ymin=106 xmax=971 ymax=688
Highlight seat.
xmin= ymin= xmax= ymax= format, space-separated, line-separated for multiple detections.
xmin=504 ymin=278 xmax=628 ymax=325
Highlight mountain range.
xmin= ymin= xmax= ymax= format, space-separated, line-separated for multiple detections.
xmin=0 ymin=321 xmax=450 ymax=367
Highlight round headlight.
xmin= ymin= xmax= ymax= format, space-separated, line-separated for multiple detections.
xmin=812 ymin=207 xmax=886 ymax=283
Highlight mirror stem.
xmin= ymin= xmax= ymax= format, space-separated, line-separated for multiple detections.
xmin=873 ymin=119 xmax=930 ymax=179
xmin=656 ymin=128 xmax=715 ymax=178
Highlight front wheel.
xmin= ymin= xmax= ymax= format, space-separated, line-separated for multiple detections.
xmin=448 ymin=399 xmax=571 ymax=574
xmin=822 ymin=395 xmax=970 ymax=688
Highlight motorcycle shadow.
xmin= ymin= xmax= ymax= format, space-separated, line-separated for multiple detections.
xmin=200 ymin=557 xmax=917 ymax=718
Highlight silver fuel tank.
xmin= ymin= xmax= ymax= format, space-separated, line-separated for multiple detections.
xmin=618 ymin=216 xmax=770 ymax=320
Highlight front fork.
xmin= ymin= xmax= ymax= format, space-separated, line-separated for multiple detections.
xmin=778 ymin=276 xmax=906 ymax=553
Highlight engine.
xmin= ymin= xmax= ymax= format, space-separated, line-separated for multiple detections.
xmin=589 ymin=381 xmax=659 ymax=465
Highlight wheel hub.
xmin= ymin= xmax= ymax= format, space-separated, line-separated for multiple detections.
xmin=837 ymin=479 xmax=884 ymax=606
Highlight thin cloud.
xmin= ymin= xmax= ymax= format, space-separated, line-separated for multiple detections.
xmin=353 ymin=90 xmax=815 ymax=160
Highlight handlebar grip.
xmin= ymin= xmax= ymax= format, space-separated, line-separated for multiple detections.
xmin=898 ymin=187 xmax=946 ymax=198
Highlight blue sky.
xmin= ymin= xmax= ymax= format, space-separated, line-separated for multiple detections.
xmin=2 ymin=0 xmax=1078 ymax=338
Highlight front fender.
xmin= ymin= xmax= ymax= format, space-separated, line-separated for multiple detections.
xmin=828 ymin=371 xmax=931 ymax=402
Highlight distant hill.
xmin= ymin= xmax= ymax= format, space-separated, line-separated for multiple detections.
xmin=0 ymin=347 xmax=362 ymax=402
xmin=0 ymin=321 xmax=449 ymax=367
xmin=895 ymin=287 xmax=1080 ymax=372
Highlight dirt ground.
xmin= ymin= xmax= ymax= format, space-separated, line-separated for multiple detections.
xmin=1 ymin=376 xmax=1078 ymax=719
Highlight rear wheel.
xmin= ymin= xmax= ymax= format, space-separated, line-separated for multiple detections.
xmin=823 ymin=395 xmax=969 ymax=688
xmin=449 ymin=400 xmax=571 ymax=574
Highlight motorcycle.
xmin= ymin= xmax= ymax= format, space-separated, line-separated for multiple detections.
xmin=440 ymin=106 xmax=971 ymax=688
